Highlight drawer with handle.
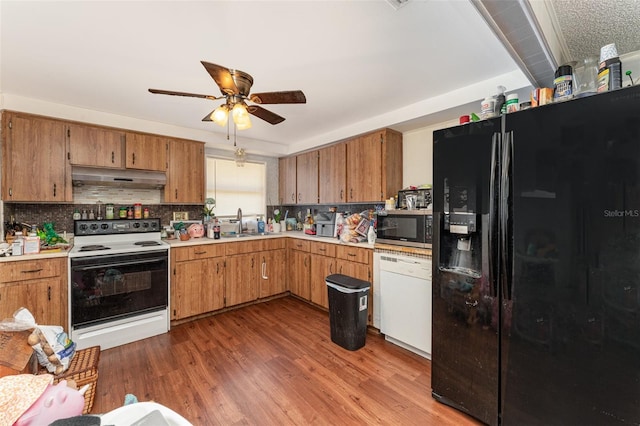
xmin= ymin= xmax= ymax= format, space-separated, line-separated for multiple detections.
xmin=0 ymin=258 xmax=64 ymax=283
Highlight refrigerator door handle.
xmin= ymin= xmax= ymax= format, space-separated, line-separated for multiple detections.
xmin=500 ymin=131 xmax=514 ymax=301
xmin=489 ymin=131 xmax=501 ymax=297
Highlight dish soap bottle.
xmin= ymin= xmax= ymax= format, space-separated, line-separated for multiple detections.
xmin=367 ymin=220 xmax=376 ymax=244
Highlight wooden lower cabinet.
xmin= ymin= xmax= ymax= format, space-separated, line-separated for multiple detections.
xmin=259 ymin=249 xmax=286 ymax=298
xmin=225 ymin=253 xmax=259 ymax=307
xmin=0 ymin=258 xmax=67 ymax=328
xmin=288 ymin=242 xmax=311 ymax=300
xmin=171 ymin=245 xmax=225 ymax=320
xmin=335 ymin=245 xmax=373 ymax=324
xmin=310 ymin=242 xmax=337 ymax=309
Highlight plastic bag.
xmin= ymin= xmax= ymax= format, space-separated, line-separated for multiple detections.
xmin=29 ymin=325 xmax=76 ymax=374
xmin=339 ymin=211 xmax=368 ymax=244
xmin=6 ymin=308 xmax=76 ymax=374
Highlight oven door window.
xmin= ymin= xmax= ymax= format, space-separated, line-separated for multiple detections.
xmin=70 ymin=250 xmax=168 ymax=328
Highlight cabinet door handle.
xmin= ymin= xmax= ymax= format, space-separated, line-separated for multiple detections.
xmin=304 ymin=257 xmax=308 ymax=267
xmin=298 ymin=193 xmax=302 ymax=202
xmin=251 ymin=258 xmax=254 ymax=268
xmin=319 ymin=248 xmax=326 ymax=252
xmin=8 ymin=188 xmax=12 ymax=197
xmin=291 ymin=192 xmax=295 ymax=202
xmin=132 ymin=153 xmax=136 ymax=164
xmin=329 ymin=263 xmax=333 ymax=274
xmin=48 ymin=286 xmax=51 ymax=301
xmin=194 ymin=251 xmax=206 ymax=255
xmin=175 ymin=189 xmax=178 ymax=200
xmin=216 ymin=263 xmax=219 ymax=274
xmin=53 ymin=183 xmax=57 ymax=197
xmin=340 ymin=189 xmax=344 ymax=200
xmin=21 ymin=268 xmax=43 ymax=274
xmin=111 ymin=152 xmax=115 ymax=163
xmin=350 ymin=188 xmax=353 ymax=200
xmin=347 ymin=253 xmax=356 ymax=258
xmin=261 ymin=261 xmax=268 ymax=279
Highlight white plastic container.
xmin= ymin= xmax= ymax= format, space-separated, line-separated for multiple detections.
xmin=506 ymin=93 xmax=519 ymax=113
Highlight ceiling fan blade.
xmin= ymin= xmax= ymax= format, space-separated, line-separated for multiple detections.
xmin=249 ymin=90 xmax=306 ymax=104
xmin=202 ymin=110 xmax=215 ymax=122
xmin=247 ymin=105 xmax=286 ymax=125
xmin=201 ymin=61 xmax=239 ymax=96
xmin=148 ymin=88 xmax=220 ymax=101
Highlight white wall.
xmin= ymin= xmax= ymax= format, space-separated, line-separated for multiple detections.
xmin=402 ymin=119 xmax=458 ymax=189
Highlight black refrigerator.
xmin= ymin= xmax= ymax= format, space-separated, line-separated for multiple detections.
xmin=432 ymin=84 xmax=640 ymax=425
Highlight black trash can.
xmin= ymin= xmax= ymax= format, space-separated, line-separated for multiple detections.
xmin=325 ymin=273 xmax=370 ymax=351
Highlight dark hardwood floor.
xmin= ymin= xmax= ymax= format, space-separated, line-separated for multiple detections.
xmin=92 ymin=296 xmax=481 ymax=425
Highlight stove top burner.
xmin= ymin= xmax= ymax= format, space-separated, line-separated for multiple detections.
xmin=134 ymin=241 xmax=162 ymax=247
xmin=79 ymin=245 xmax=111 ymax=252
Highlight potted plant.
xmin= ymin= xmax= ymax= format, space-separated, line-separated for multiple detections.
xmin=272 ymin=208 xmax=282 ymax=233
xmin=203 ymin=198 xmax=216 ymax=222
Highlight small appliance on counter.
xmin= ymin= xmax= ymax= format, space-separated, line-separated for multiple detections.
xmin=315 ymin=212 xmax=337 ymax=237
xmin=397 ymin=187 xmax=432 ymax=210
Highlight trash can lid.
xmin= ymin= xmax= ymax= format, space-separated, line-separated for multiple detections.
xmin=325 ymin=274 xmax=370 ymax=290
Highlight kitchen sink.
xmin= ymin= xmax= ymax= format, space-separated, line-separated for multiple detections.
xmin=220 ymin=232 xmax=271 ymax=238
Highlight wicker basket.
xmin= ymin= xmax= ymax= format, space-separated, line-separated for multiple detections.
xmin=46 ymin=346 xmax=100 ymax=414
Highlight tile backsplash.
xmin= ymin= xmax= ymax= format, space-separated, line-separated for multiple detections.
xmin=4 ymin=185 xmax=204 ymax=238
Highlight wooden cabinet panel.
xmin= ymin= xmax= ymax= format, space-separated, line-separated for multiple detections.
xmin=172 ymin=256 xmax=225 ymax=320
xmin=336 ymin=245 xmax=370 ymax=265
xmin=225 ymin=253 xmax=259 ymax=306
xmin=279 ymin=156 xmax=297 ymax=205
xmin=296 ymin=150 xmax=318 ymax=204
xmin=289 ymin=249 xmax=310 ymax=300
xmin=0 ymin=258 xmax=63 ymax=282
xmin=318 ymin=143 xmax=347 ymax=204
xmin=173 ymin=244 xmax=225 ymax=262
xmin=68 ymin=124 xmax=124 ymax=168
xmin=125 ymin=133 xmax=167 ymax=171
xmin=201 ymin=258 xmax=225 ymax=314
xmin=346 ymin=128 xmax=402 ymax=202
xmin=310 ymin=242 xmax=336 ymax=257
xmin=259 ymin=249 xmax=286 ymax=298
xmin=310 ymin=255 xmax=335 ymax=309
xmin=0 ymin=258 xmax=67 ymax=328
xmin=2 ymin=112 xmax=71 ymax=202
xmin=346 ymin=132 xmax=382 ymax=202
xmin=165 ymin=138 xmax=204 ymax=204
xmin=287 ymin=239 xmax=310 ymax=252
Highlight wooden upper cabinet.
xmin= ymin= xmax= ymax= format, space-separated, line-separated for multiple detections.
xmin=2 ymin=111 xmax=72 ymax=202
xmin=125 ymin=133 xmax=167 ymax=171
xmin=346 ymin=128 xmax=402 ymax=202
xmin=164 ymin=138 xmax=205 ymax=204
xmin=279 ymin=156 xmax=297 ymax=205
xmin=296 ymin=150 xmax=318 ymax=204
xmin=318 ymin=143 xmax=346 ymax=204
xmin=68 ymin=124 xmax=124 ymax=168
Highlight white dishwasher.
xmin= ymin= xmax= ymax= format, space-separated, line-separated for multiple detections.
xmin=378 ymin=251 xmax=432 ymax=359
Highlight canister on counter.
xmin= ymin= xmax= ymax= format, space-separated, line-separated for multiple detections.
xmin=134 ymin=203 xmax=142 ymax=219
xmin=105 ymin=203 xmax=115 ymax=220
xmin=143 ymin=208 xmax=150 ymax=219
xmin=119 ymin=207 xmax=127 ymax=219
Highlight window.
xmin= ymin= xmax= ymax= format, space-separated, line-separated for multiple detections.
xmin=206 ymin=157 xmax=266 ymax=218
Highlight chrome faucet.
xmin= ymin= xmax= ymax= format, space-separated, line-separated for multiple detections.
xmin=237 ymin=208 xmax=243 ymax=234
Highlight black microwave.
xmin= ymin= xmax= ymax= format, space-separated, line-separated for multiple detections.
xmin=376 ymin=210 xmax=433 ymax=248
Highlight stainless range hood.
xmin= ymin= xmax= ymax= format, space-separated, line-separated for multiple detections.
xmin=72 ymin=166 xmax=166 ymax=189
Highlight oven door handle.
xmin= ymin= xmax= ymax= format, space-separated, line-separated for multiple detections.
xmin=72 ymin=257 xmax=167 ymax=271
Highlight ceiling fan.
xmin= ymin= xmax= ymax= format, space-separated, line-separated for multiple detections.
xmin=149 ymin=61 xmax=306 ymax=130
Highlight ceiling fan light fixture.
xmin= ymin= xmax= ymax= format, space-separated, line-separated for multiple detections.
xmin=232 ymin=103 xmax=252 ymax=130
xmin=211 ymin=105 xmax=229 ymax=126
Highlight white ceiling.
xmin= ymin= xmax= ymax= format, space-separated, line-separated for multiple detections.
xmin=3 ymin=1 xmax=636 ymax=158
